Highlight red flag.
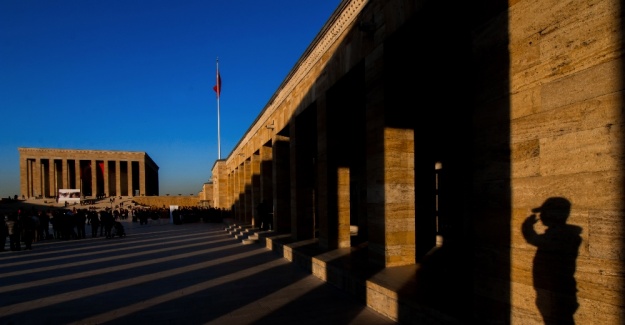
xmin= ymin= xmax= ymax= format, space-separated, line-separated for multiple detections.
xmin=213 ymin=70 xmax=221 ymax=97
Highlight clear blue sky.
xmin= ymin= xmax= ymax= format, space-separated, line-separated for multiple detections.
xmin=0 ymin=0 xmax=340 ymax=198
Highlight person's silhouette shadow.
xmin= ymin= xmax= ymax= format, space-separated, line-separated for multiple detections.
xmin=522 ymin=197 xmax=582 ymax=324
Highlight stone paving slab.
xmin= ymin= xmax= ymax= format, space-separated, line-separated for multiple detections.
xmin=0 ymin=219 xmax=397 ymax=325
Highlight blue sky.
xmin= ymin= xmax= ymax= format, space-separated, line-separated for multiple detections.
xmin=0 ymin=0 xmax=340 ymax=197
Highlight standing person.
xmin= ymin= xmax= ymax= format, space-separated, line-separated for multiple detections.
xmin=75 ymin=209 xmax=87 ymax=239
xmin=40 ymin=209 xmax=51 ymax=240
xmin=99 ymin=210 xmax=106 ymax=236
xmin=63 ymin=209 xmax=78 ymax=240
xmin=0 ymin=215 xmax=8 ymax=251
xmin=89 ymin=210 xmax=100 ymax=238
xmin=6 ymin=213 xmax=21 ymax=251
xmin=101 ymin=209 xmax=114 ymax=238
xmin=20 ymin=214 xmax=36 ymax=250
xmin=51 ymin=210 xmax=63 ymax=240
xmin=30 ymin=208 xmax=40 ymax=243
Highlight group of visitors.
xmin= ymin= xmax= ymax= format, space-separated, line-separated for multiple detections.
xmin=0 ymin=206 xmax=128 ymax=251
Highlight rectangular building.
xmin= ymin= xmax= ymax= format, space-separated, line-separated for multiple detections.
xmin=18 ymin=147 xmax=159 ymax=198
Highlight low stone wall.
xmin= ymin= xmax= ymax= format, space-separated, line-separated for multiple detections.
xmin=132 ymin=196 xmax=199 ymax=208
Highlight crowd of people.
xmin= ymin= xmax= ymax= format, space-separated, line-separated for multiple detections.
xmin=0 ymin=207 xmax=127 ymax=251
xmin=0 ymin=204 xmax=230 ymax=252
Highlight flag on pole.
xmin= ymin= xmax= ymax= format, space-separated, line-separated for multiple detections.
xmin=213 ymin=70 xmax=221 ymax=97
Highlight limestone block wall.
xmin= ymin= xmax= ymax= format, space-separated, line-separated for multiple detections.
xmin=503 ymin=1 xmax=624 ymax=323
xmin=132 ymin=195 xmax=199 ymax=208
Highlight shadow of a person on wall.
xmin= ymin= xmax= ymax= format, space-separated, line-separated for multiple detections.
xmin=522 ymin=197 xmax=582 ymax=324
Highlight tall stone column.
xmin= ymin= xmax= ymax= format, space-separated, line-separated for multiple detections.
xmin=91 ymin=160 xmax=97 ymax=197
xmin=115 ymin=160 xmax=121 ymax=197
xmin=273 ymin=135 xmax=291 ymax=234
xmin=252 ymin=153 xmax=261 ymax=227
xmin=227 ymin=171 xmax=234 ymax=211
xmin=103 ymin=160 xmax=109 ymax=197
xmin=61 ymin=159 xmax=68 ymax=191
xmin=237 ymin=164 xmax=245 ymax=222
xmin=34 ymin=158 xmax=42 ymax=198
xmin=232 ymin=166 xmax=238 ymax=212
xmin=48 ymin=159 xmax=56 ymax=197
xmin=260 ymin=145 xmax=273 ymax=227
xmin=20 ymin=157 xmax=28 ymax=198
xmin=260 ymin=146 xmax=273 ymax=201
xmin=74 ymin=160 xmax=80 ymax=193
xmin=291 ymin=111 xmax=316 ymax=241
xmin=211 ymin=160 xmax=227 ymax=209
xmin=139 ymin=160 xmax=146 ymax=196
xmin=244 ymin=158 xmax=253 ymax=225
xmin=127 ymin=160 xmax=133 ymax=196
xmin=366 ymin=54 xmax=415 ymax=267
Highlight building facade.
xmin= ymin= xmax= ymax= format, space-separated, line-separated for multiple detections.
xmin=208 ymin=0 xmax=625 ymax=324
xmin=18 ymin=147 xmax=159 ymax=198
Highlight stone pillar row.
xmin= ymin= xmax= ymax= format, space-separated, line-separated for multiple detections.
xmin=20 ymin=157 xmax=146 ymax=198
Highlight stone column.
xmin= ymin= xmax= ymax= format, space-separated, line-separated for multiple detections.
xmin=34 ymin=158 xmax=42 ymax=198
xmin=247 ymin=153 xmax=261 ymax=228
xmin=244 ymin=158 xmax=253 ymax=225
xmin=103 ymin=161 xmax=109 ymax=197
xmin=115 ymin=160 xmax=121 ymax=197
xmin=366 ymin=54 xmax=415 ymax=267
xmin=139 ymin=160 xmax=146 ymax=196
xmin=74 ymin=160 xmax=80 ymax=194
xmin=210 ymin=160 xmax=225 ymax=209
xmin=291 ymin=112 xmax=316 ymax=241
xmin=91 ymin=159 xmax=98 ymax=196
xmin=127 ymin=161 xmax=133 ymax=196
xmin=19 ymin=157 xmax=28 ymax=198
xmin=237 ymin=164 xmax=245 ymax=222
xmin=260 ymin=145 xmax=273 ymax=228
xmin=48 ymin=159 xmax=56 ymax=197
xmin=61 ymin=159 xmax=68 ymax=190
xmin=226 ymin=170 xmax=236 ymax=210
xmin=273 ymin=135 xmax=291 ymax=234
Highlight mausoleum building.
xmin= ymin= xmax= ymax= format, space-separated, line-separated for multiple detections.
xmin=18 ymin=147 xmax=159 ymax=198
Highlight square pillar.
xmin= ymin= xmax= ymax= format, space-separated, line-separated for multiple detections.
xmin=48 ymin=159 xmax=56 ymax=197
xmin=237 ymin=164 xmax=245 ymax=222
xmin=34 ymin=158 xmax=42 ymax=198
xmin=115 ymin=160 xmax=121 ymax=197
xmin=103 ymin=160 xmax=110 ymax=197
xmin=74 ymin=160 xmax=80 ymax=193
xmin=20 ymin=157 xmax=28 ymax=198
xmin=62 ymin=159 xmax=68 ymax=190
xmin=127 ymin=160 xmax=133 ymax=196
xmin=251 ymin=153 xmax=261 ymax=227
xmin=139 ymin=161 xmax=146 ymax=196
xmin=273 ymin=135 xmax=291 ymax=234
xmin=91 ymin=160 xmax=97 ymax=197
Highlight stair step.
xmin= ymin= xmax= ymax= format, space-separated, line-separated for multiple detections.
xmin=242 ymin=238 xmax=257 ymax=245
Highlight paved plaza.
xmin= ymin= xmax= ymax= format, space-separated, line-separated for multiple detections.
xmin=0 ymin=217 xmax=397 ymax=325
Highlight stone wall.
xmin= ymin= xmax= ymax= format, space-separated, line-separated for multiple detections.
xmin=132 ymin=196 xmax=199 ymax=208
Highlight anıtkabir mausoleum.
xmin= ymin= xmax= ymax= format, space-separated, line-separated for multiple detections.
xmin=18 ymin=147 xmax=159 ymax=198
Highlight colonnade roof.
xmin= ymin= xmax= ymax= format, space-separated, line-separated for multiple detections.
xmin=17 ymin=147 xmax=158 ymax=169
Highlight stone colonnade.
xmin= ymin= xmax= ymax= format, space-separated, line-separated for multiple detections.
xmin=18 ymin=148 xmax=159 ymax=199
xmin=204 ymin=0 xmax=625 ymax=324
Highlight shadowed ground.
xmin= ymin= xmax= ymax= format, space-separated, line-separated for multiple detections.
xmin=0 ymin=214 xmax=397 ymax=325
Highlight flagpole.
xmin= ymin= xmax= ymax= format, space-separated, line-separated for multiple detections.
xmin=215 ymin=58 xmax=221 ymax=160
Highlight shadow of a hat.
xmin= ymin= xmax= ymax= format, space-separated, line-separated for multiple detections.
xmin=531 ymin=197 xmax=571 ymax=213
